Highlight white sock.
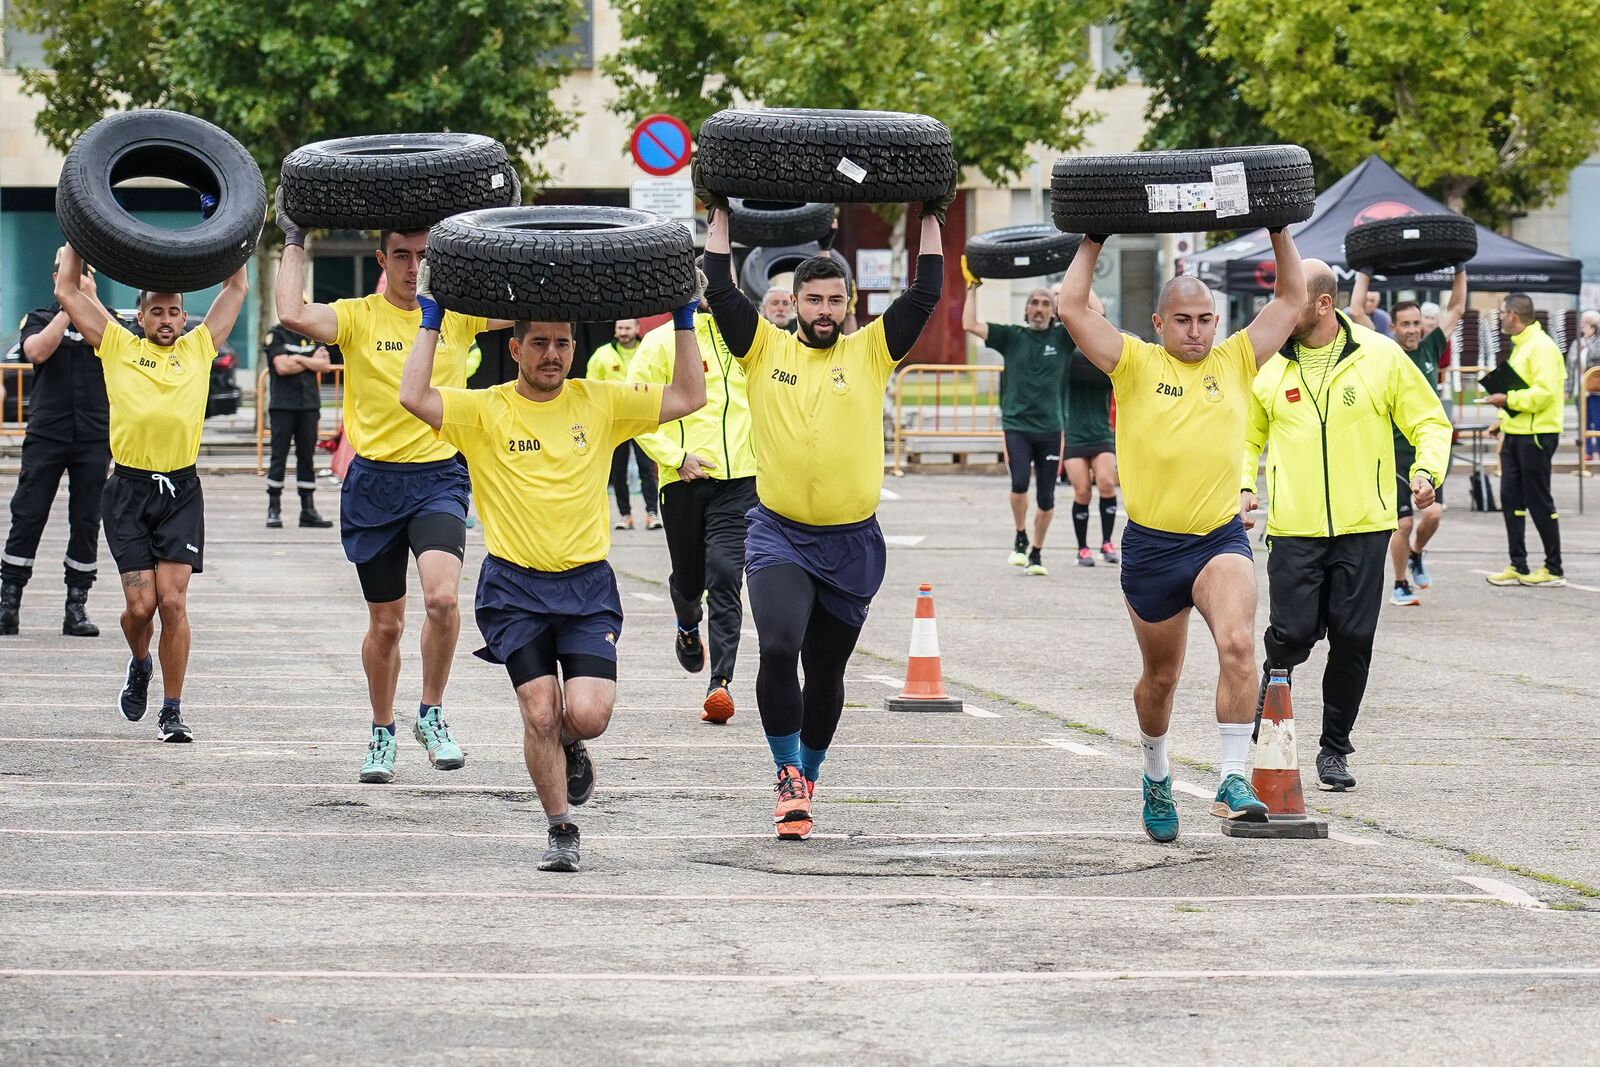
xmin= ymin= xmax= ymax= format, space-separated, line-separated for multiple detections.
xmin=1139 ymin=732 xmax=1169 ymax=781
xmin=1217 ymin=723 xmax=1255 ymax=781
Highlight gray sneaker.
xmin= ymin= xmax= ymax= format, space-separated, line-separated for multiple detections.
xmin=539 ymin=822 xmax=581 ymax=873
xmin=1316 ymin=749 xmax=1356 ymax=792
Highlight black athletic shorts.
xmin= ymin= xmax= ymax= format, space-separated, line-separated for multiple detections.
xmin=1064 ymin=441 xmax=1115 ymax=462
xmin=1395 ymin=473 xmax=1443 ymax=519
xmin=1004 ymin=430 xmax=1060 ymax=510
xmin=354 ymin=512 xmax=468 ymax=603
xmin=102 ymin=464 xmax=205 ymax=574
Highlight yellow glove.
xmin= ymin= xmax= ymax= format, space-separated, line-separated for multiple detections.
xmin=961 ymin=254 xmax=980 ymax=289
xmin=846 ymin=281 xmax=858 ymax=317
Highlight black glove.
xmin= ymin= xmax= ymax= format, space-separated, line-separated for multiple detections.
xmin=1085 ymin=233 xmax=1112 ymax=245
xmin=691 ymin=156 xmax=729 ymax=215
xmin=1267 ymin=225 xmax=1286 ymax=235
xmin=921 ymin=174 xmax=957 ymax=225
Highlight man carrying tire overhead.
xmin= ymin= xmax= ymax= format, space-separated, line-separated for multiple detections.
xmin=276 ymin=202 xmax=513 ymax=784
xmin=626 ymin=298 xmax=759 ymax=724
xmin=1242 ymin=260 xmax=1452 ymax=792
xmin=699 ymin=171 xmax=948 ymax=842
xmin=1350 ymin=267 xmax=1465 ymax=605
xmin=587 ymin=319 xmax=661 ymax=531
xmin=52 ymin=245 xmax=249 ymax=743
xmin=1059 ymin=227 xmax=1304 ymax=842
xmin=399 ymin=264 xmax=707 ymax=874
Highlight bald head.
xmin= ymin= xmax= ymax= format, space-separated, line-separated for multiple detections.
xmin=1291 ymin=259 xmax=1339 ymax=342
xmin=1157 ymin=275 xmax=1214 ymax=316
xmin=1305 ymin=260 xmax=1336 ymax=304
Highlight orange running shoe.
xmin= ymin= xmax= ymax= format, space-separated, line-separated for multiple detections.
xmin=701 ymin=679 xmax=735 ymax=724
xmin=773 ymin=765 xmax=812 ymax=840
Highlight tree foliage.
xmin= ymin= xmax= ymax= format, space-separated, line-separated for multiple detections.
xmin=1205 ymin=0 xmax=1600 ymax=223
xmin=606 ymin=0 xmax=1107 ymax=189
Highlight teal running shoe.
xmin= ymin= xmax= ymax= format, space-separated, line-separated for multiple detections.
xmin=414 ymin=706 xmax=466 ymax=770
xmin=360 ymin=726 xmax=397 ymax=784
xmin=1211 ymin=773 xmax=1269 ymax=821
xmin=1141 ymin=775 xmax=1179 ymax=842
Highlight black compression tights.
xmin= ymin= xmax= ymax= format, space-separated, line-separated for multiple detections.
xmin=747 ymin=564 xmax=865 ymax=750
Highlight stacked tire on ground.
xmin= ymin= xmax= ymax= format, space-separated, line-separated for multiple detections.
xmin=56 ymin=109 xmax=268 ymax=292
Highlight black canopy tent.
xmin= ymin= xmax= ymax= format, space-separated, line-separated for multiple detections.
xmin=1179 ymin=155 xmax=1582 ymax=296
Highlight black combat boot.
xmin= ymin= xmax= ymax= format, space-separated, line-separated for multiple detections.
xmin=266 ymin=491 xmax=283 ymax=529
xmin=0 ymin=582 xmax=20 ymax=635
xmin=298 ymin=490 xmax=332 ymax=529
xmin=63 ymin=585 xmax=99 ymax=638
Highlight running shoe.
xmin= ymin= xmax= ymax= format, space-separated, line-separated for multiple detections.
xmin=702 ymin=678 xmax=735 ymax=724
xmin=1485 ymin=566 xmax=1529 ymax=586
xmin=1026 ymin=548 xmax=1047 ymax=576
xmin=1518 ymin=567 xmax=1567 ymax=588
xmin=1076 ymin=547 xmax=1095 ymax=568
xmin=157 ymin=707 xmax=193 ymax=743
xmin=646 ymin=513 xmax=663 ymax=530
xmin=773 ymin=765 xmax=812 ymax=840
xmin=1316 ymin=749 xmax=1356 ymax=792
xmin=1008 ymin=530 xmax=1028 ymax=567
xmin=1141 ymin=774 xmax=1179 ymax=842
xmin=413 ymin=705 xmax=466 ymax=770
xmin=1391 ymin=582 xmax=1420 ymax=606
xmin=614 ymin=514 xmax=634 ymax=530
xmin=359 ymin=726 xmax=397 ymax=784
xmin=539 ymin=822 xmax=581 ymax=873
xmin=118 ymin=657 xmax=153 ymax=722
xmin=565 ymin=739 xmax=595 ymax=806
xmin=1210 ymin=774 xmax=1269 ymax=821
xmin=1408 ymin=552 xmax=1431 ymax=590
xmin=1100 ymin=541 xmax=1120 ymax=565
xmin=675 ymin=626 xmax=706 ymax=673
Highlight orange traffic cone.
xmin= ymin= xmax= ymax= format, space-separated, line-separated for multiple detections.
xmin=1222 ymin=669 xmax=1327 ymax=839
xmin=885 ymin=584 xmax=963 ymax=713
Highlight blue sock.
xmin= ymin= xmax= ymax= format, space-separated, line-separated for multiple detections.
xmin=799 ymin=742 xmax=827 ymax=782
xmin=161 ymin=697 xmax=180 ymax=713
xmin=135 ymin=655 xmax=153 ymax=672
xmin=374 ymin=721 xmax=396 ymax=736
xmin=766 ymin=731 xmax=801 ymax=772
xmin=419 ymin=702 xmax=437 ymax=718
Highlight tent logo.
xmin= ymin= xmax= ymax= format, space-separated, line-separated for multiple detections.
xmin=1352 ymin=201 xmax=1420 ymax=227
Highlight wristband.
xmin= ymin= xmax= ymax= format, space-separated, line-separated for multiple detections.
xmin=672 ymin=303 xmax=697 ymax=331
xmin=418 ymin=295 xmax=444 ymax=332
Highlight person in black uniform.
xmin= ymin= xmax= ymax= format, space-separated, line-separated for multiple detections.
xmin=262 ymin=322 xmax=334 ymax=528
xmin=0 ymin=252 xmax=110 ymax=637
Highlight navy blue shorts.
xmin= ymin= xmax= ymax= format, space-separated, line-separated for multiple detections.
xmin=744 ymin=504 xmax=886 ymax=628
xmin=473 ymin=555 xmax=624 ymax=685
xmin=340 ymin=455 xmax=470 ymax=565
xmin=1120 ymin=518 xmax=1252 ymax=623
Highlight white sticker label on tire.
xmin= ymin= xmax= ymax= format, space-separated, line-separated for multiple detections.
xmin=836 ymin=156 xmax=868 ymax=184
xmin=490 ymin=173 xmax=506 ymax=189
xmin=1013 ymin=256 xmax=1031 ymax=266
xmin=1210 ymin=162 xmax=1249 ymax=218
xmin=1402 ymin=228 xmax=1421 ymax=239
xmin=1146 ymin=181 xmax=1216 ymax=213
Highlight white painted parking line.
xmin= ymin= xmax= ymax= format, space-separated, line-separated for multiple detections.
xmin=628 ymin=591 xmax=666 ymax=602
xmin=1327 ymin=831 xmax=1378 ymax=846
xmin=0 ymin=780 xmax=1142 ymax=794
xmin=1040 ymin=738 xmax=1107 ymax=757
xmin=963 ymin=705 xmax=1000 ymax=719
xmin=1455 ymin=876 xmax=1548 ymax=910
xmin=883 ymin=535 xmax=925 ymax=547
xmin=1171 ymin=780 xmax=1215 ymax=801
xmin=0 ymin=738 xmax=1059 ymax=751
xmin=865 ymin=674 xmax=905 ymax=687
xmin=878 ymin=487 xmax=902 ymax=501
xmin=4 ymin=965 xmax=1595 ymax=984
xmin=0 ymin=827 xmax=1219 ymax=842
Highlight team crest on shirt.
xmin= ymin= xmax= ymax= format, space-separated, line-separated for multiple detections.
xmin=1342 ymin=385 xmax=1357 ymax=407
xmin=167 ymin=355 xmax=185 ymax=375
xmin=569 ymin=423 xmax=590 ymax=454
xmin=829 ymin=366 xmax=849 ymax=395
xmin=1202 ymin=373 xmax=1221 ymax=403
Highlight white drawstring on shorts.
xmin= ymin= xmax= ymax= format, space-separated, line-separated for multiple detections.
xmin=151 ymin=473 xmax=176 ymax=497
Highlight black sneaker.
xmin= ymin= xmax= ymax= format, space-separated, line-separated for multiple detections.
xmin=119 ymin=657 xmax=153 ymax=722
xmin=675 ymin=627 xmax=706 ymax=673
xmin=564 ymin=739 xmax=595 ymax=806
xmin=538 ymin=822 xmax=581 ymax=873
xmin=1316 ymin=749 xmax=1356 ymax=791
xmin=157 ymin=707 xmax=193 ymax=743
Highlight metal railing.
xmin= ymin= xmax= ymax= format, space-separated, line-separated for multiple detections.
xmin=0 ymin=364 xmax=32 ymax=437
xmin=888 ymin=363 xmax=1005 ymax=475
xmin=254 ymin=365 xmax=346 ymax=474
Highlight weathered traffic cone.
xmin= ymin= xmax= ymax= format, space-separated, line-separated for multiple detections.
xmin=1222 ymin=669 xmax=1327 ymax=839
xmin=885 ymin=584 xmax=963 ymax=713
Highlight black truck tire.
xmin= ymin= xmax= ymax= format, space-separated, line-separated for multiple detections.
xmin=728 ymin=199 xmax=836 ymax=247
xmin=56 ymin=109 xmax=266 ymax=293
xmin=1050 ymin=145 xmax=1315 ymax=235
xmin=696 ymin=109 xmax=954 ymax=205
xmin=427 ymin=206 xmax=697 ymax=321
xmin=739 ymin=243 xmax=852 ymax=299
xmin=1344 ymin=214 xmax=1477 ymax=273
xmin=280 ymin=133 xmax=516 ymax=231
xmin=965 ymin=225 xmax=1081 ymax=279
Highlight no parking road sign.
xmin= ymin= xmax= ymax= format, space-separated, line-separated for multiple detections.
xmin=631 ymin=114 xmax=693 ymax=177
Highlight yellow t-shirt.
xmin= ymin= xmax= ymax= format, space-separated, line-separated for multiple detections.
xmin=737 ymin=317 xmax=896 ymax=525
xmin=1110 ymin=330 xmax=1257 ymax=535
xmin=437 ymin=380 xmax=662 ymax=571
xmin=95 ymin=319 xmax=214 ymax=472
xmin=333 ymin=293 xmax=487 ymax=463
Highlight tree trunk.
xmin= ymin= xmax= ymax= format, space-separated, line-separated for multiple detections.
xmin=251 ymin=241 xmax=280 ymax=416
xmin=1440 ymin=179 xmax=1470 ymax=215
